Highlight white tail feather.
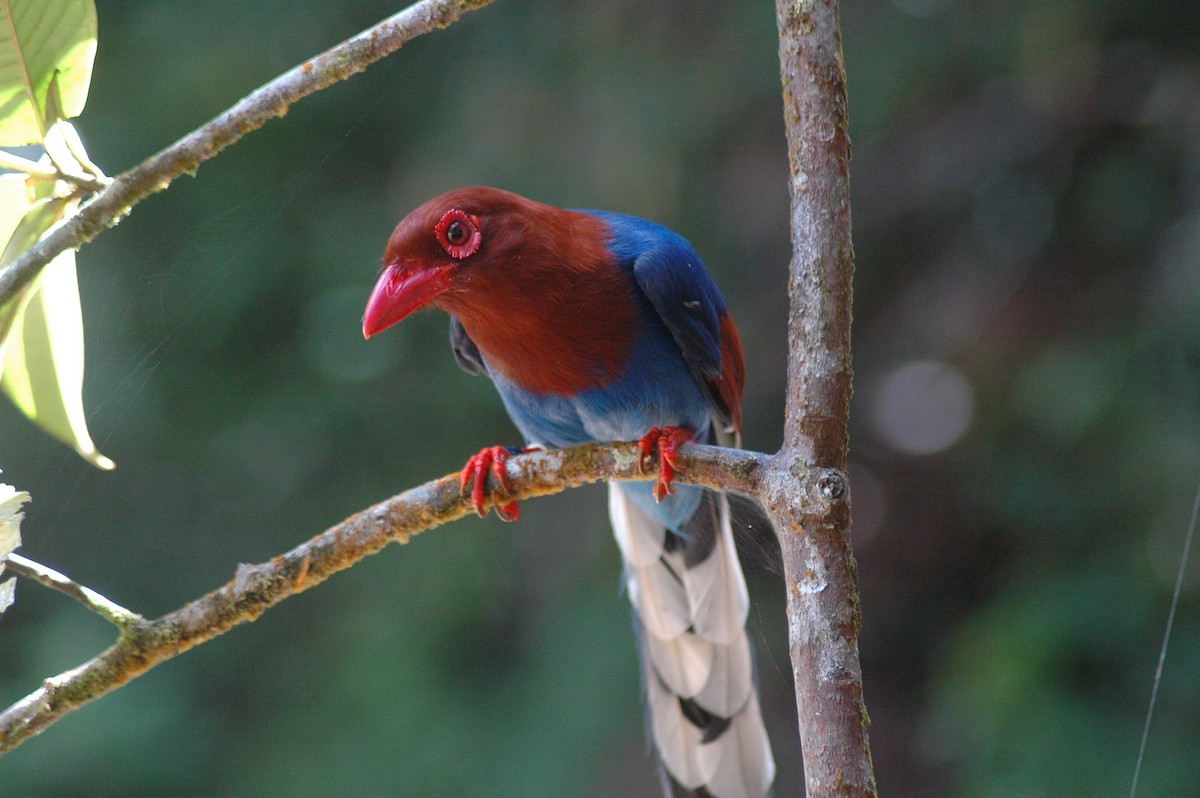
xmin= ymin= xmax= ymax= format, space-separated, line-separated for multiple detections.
xmin=609 ymin=482 xmax=667 ymax=567
xmin=699 ymin=692 xmax=776 ymax=798
xmin=627 ymin=557 xmax=692 ymax=640
xmin=608 ymin=483 xmax=773 ymax=798
xmin=643 ymin=628 xmax=714 ymax=698
xmin=693 ymin=633 xmax=753 ymax=717
xmin=647 ymin=665 xmax=711 ymax=790
xmin=682 ymin=493 xmax=750 ymax=645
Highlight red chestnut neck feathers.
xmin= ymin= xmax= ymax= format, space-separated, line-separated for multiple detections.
xmin=387 ymin=188 xmax=640 ymax=396
xmin=715 ymin=313 xmax=745 ymax=440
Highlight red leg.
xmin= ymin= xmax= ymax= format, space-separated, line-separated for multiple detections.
xmin=460 ymin=446 xmax=531 ymax=522
xmin=636 ymin=426 xmax=694 ymax=502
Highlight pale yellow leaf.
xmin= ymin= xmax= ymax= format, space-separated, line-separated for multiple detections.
xmin=0 ymin=174 xmax=41 ymax=361
xmin=0 ymin=481 xmax=27 ymax=558
xmin=0 ymin=0 xmax=98 ymax=144
xmin=43 ymin=119 xmax=104 ymax=180
xmin=0 ymin=481 xmax=29 ymax=615
xmin=0 ymin=578 xmax=14 ymax=613
xmin=2 ymin=248 xmax=113 ymax=469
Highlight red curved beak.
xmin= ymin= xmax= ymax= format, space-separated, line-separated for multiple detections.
xmin=362 ymin=262 xmax=453 ymax=339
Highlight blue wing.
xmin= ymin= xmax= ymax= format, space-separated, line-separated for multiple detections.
xmin=586 ymin=210 xmax=736 ymax=429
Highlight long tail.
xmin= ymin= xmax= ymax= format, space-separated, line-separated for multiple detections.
xmin=609 ymin=483 xmax=774 ymax=798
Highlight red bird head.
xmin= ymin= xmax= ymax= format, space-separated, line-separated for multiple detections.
xmin=362 ymin=186 xmax=640 ymax=394
xmin=364 ymin=186 xmax=603 ymax=339
xmin=363 ymin=187 xmax=485 ymax=338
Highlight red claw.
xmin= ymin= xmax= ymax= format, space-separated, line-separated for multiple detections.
xmin=636 ymin=426 xmax=694 ymax=502
xmin=460 ymin=446 xmax=527 ymax=522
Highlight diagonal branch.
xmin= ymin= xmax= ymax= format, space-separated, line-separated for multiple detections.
xmin=0 ymin=441 xmax=766 ymax=755
xmin=0 ymin=0 xmax=499 ymax=309
xmin=2 ymin=553 xmax=143 ymax=630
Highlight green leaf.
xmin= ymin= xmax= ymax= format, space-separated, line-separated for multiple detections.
xmin=0 ymin=481 xmax=29 ymax=615
xmin=0 ymin=171 xmax=112 ymax=469
xmin=0 ymin=0 xmax=97 ymax=145
xmin=2 ymin=245 xmax=113 ymax=469
xmin=0 ymin=187 xmax=64 ymax=355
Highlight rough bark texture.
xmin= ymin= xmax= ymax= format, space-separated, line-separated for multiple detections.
xmin=770 ymin=0 xmax=877 ymax=795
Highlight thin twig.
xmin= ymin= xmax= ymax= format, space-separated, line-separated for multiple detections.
xmin=0 ymin=0 xmax=500 ymax=309
xmin=0 ymin=151 xmax=55 ymax=179
xmin=2 ymin=553 xmax=143 ymax=630
xmin=0 ymin=151 xmax=109 ymax=195
xmin=0 ymin=441 xmax=766 ymax=754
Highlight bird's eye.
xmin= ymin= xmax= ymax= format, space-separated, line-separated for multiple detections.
xmin=445 ymin=221 xmax=469 ymax=245
xmin=435 ymin=208 xmax=482 ymax=259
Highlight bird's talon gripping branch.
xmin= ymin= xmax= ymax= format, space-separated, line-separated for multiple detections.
xmin=460 ymin=446 xmax=529 ymax=521
xmin=636 ymin=426 xmax=694 ymax=502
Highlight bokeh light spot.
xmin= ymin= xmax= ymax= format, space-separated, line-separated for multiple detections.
xmin=874 ymin=360 xmax=974 ymax=455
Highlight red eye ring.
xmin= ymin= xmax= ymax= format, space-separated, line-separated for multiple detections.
xmin=435 ymin=208 xmax=481 ymax=259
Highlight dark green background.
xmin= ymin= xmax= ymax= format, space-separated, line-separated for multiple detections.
xmin=3 ymin=0 xmax=1200 ymax=795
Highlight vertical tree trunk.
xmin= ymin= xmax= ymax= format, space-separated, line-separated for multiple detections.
xmin=770 ymin=0 xmax=876 ymax=795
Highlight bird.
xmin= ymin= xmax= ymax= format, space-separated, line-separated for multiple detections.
xmin=363 ymin=186 xmax=774 ymax=798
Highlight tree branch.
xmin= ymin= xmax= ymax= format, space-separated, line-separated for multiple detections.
xmin=0 ymin=441 xmax=765 ymax=754
xmin=0 ymin=0 xmax=499 ymax=309
xmin=2 ymin=554 xmax=143 ymax=631
xmin=771 ymin=0 xmax=876 ymax=795
xmin=0 ymin=151 xmax=110 ymax=194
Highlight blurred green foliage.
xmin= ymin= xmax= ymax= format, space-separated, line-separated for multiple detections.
xmin=1 ymin=0 xmax=1199 ymax=795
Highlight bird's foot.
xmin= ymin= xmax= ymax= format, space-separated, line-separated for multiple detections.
xmin=637 ymin=426 xmax=694 ymax=502
xmin=460 ymin=446 xmax=534 ymax=522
